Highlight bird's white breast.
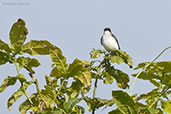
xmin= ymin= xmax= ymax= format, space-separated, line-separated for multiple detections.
xmin=102 ymin=33 xmax=119 ymax=51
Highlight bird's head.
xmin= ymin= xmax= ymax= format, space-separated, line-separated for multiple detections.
xmin=104 ymin=27 xmax=111 ymax=32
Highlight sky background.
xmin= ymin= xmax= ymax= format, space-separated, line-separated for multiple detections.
xmin=0 ymin=0 xmax=171 ymax=114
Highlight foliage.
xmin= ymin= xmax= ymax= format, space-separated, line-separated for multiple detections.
xmin=0 ymin=19 xmax=171 ymax=114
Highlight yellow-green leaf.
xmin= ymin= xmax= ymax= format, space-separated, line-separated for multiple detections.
xmin=21 ymin=40 xmax=61 ymax=55
xmin=0 ymin=76 xmax=17 ymax=93
xmin=74 ymin=69 xmax=91 ymax=87
xmin=0 ymin=51 xmax=9 ymax=65
xmin=90 ymin=49 xmax=105 ymax=59
xmin=111 ymin=55 xmax=124 ymax=65
xmin=19 ymin=99 xmax=32 ymax=114
xmin=10 ymin=19 xmax=28 ymax=54
xmin=50 ymin=48 xmax=67 ymax=73
xmin=8 ymin=81 xmax=33 ymax=111
xmin=0 ymin=39 xmax=11 ymax=53
xmin=17 ymin=57 xmax=40 ymax=73
xmin=161 ymin=100 xmax=171 ymax=114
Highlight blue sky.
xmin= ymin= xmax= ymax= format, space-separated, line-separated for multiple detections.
xmin=0 ymin=0 xmax=171 ymax=114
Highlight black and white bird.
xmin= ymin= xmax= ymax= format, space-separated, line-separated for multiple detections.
xmin=101 ymin=27 xmax=120 ymax=51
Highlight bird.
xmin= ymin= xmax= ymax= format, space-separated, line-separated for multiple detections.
xmin=101 ymin=27 xmax=120 ymax=51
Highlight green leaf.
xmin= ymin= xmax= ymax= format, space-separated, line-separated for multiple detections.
xmin=134 ymin=62 xmax=147 ymax=70
xmin=69 ymin=59 xmax=91 ymax=86
xmin=132 ymin=71 xmax=157 ymax=80
xmin=63 ymin=98 xmax=82 ymax=113
xmin=112 ymin=90 xmax=137 ymax=114
xmin=69 ymin=59 xmax=90 ymax=73
xmin=90 ymin=49 xmax=105 ymax=59
xmin=0 ymin=51 xmax=9 ymax=65
xmin=148 ymin=108 xmax=160 ymax=114
xmin=17 ymin=57 xmax=40 ymax=73
xmin=112 ymin=50 xmax=133 ymax=68
xmin=8 ymin=81 xmax=33 ymax=111
xmin=111 ymin=55 xmax=124 ymax=65
xmin=133 ymin=61 xmax=171 ymax=82
xmin=21 ymin=40 xmax=60 ymax=55
xmin=153 ymin=61 xmax=171 ymax=73
xmin=0 ymin=39 xmax=11 ymax=53
xmin=50 ymin=48 xmax=68 ymax=73
xmin=161 ymin=100 xmax=171 ymax=113
xmin=0 ymin=76 xmax=17 ymax=93
xmin=74 ymin=69 xmax=91 ymax=87
xmin=50 ymin=67 xmax=63 ymax=78
xmin=10 ymin=19 xmax=28 ymax=54
xmin=103 ymin=72 xmax=114 ymax=84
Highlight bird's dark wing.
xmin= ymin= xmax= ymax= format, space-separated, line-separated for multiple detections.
xmin=100 ymin=36 xmax=103 ymax=45
xmin=112 ymin=34 xmax=120 ymax=50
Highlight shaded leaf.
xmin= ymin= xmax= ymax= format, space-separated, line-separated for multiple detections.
xmin=112 ymin=90 xmax=137 ymax=114
xmin=17 ymin=57 xmax=40 ymax=73
xmin=10 ymin=19 xmax=28 ymax=54
xmin=114 ymin=69 xmax=129 ymax=89
xmin=0 ymin=76 xmax=17 ymax=93
xmin=0 ymin=51 xmax=9 ymax=65
xmin=161 ymin=73 xmax=171 ymax=86
xmin=108 ymin=109 xmax=123 ymax=114
xmin=63 ymin=98 xmax=82 ymax=113
xmin=8 ymin=81 xmax=33 ymax=110
xmin=67 ymin=81 xmax=84 ymax=98
xmin=150 ymin=79 xmax=161 ymax=87
xmin=0 ymin=39 xmax=11 ymax=53
xmin=84 ymin=97 xmax=106 ymax=112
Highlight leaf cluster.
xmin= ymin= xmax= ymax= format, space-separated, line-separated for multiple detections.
xmin=0 ymin=19 xmax=171 ymax=114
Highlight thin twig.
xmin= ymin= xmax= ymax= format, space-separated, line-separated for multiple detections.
xmin=129 ymin=46 xmax=171 ymax=95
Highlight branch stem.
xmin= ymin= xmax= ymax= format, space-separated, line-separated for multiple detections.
xmin=129 ymin=46 xmax=171 ymax=95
